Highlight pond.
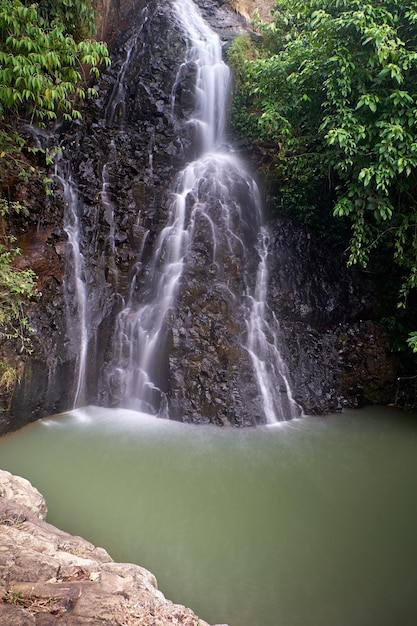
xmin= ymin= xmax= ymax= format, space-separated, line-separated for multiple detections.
xmin=1 ymin=405 xmax=417 ymax=626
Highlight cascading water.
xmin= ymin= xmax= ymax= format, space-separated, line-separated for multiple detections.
xmin=172 ymin=0 xmax=230 ymax=152
xmin=105 ymin=0 xmax=300 ymax=422
xmin=54 ymin=163 xmax=89 ymax=408
xmin=246 ymin=226 xmax=301 ymax=422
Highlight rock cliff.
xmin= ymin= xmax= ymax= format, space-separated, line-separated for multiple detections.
xmin=0 ymin=0 xmax=408 ymax=433
xmin=0 ymin=469 xmax=225 ymax=626
xmin=267 ymin=218 xmax=399 ymax=413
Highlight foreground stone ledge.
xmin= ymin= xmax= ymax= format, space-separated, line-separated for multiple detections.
xmin=0 ymin=470 xmax=227 ymax=626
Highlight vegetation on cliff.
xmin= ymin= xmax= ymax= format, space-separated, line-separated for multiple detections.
xmin=228 ymin=0 xmax=417 ymax=355
xmin=0 ymin=0 xmax=109 ymax=373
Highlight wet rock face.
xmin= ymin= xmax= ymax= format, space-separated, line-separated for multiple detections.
xmin=194 ymin=0 xmax=247 ymax=39
xmin=1 ymin=0 xmax=402 ymax=432
xmin=168 ymin=208 xmax=262 ymax=426
xmin=268 ymin=219 xmax=399 ymax=413
xmin=95 ymin=0 xmax=148 ymax=46
xmin=3 ymin=0 xmax=252 ymax=430
xmin=3 ymin=0 xmax=193 ymax=430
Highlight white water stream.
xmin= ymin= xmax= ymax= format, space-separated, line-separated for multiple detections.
xmin=107 ymin=0 xmax=300 ymax=421
xmin=55 ymin=163 xmax=89 ymax=407
xmin=247 ymin=227 xmax=300 ymax=422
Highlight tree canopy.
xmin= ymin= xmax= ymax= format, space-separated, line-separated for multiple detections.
xmin=0 ymin=0 xmax=109 ymax=127
xmin=229 ymin=0 xmax=417 ymax=351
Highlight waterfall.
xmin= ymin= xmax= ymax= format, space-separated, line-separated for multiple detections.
xmin=172 ymin=0 xmax=230 ymax=151
xmin=246 ymin=226 xmax=300 ymax=422
xmin=104 ymin=0 xmax=300 ymax=422
xmin=54 ymin=163 xmax=89 ymax=408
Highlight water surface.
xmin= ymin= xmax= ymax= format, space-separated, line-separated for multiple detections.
xmin=1 ymin=406 xmax=417 ymax=626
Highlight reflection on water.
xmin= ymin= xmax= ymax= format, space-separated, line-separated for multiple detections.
xmin=1 ymin=406 xmax=417 ymax=626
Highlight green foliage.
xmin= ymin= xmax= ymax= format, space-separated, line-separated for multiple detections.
xmin=229 ymin=16 xmax=334 ymax=233
xmin=0 ymin=199 xmax=37 ymax=353
xmin=31 ymin=0 xmax=98 ymax=40
xmin=228 ymin=34 xmax=254 ymax=85
xmin=228 ymin=35 xmax=263 ymax=139
xmin=407 ymin=332 xmax=417 ymax=353
xmin=0 ymin=0 xmax=110 ymax=359
xmin=231 ymin=0 xmax=417 ymax=352
xmin=0 ymin=0 xmax=110 ymax=125
xmin=0 ymin=361 xmax=18 ymax=392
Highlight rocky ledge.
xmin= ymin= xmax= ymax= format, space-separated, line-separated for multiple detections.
xmin=0 ymin=470 xmax=225 ymax=626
